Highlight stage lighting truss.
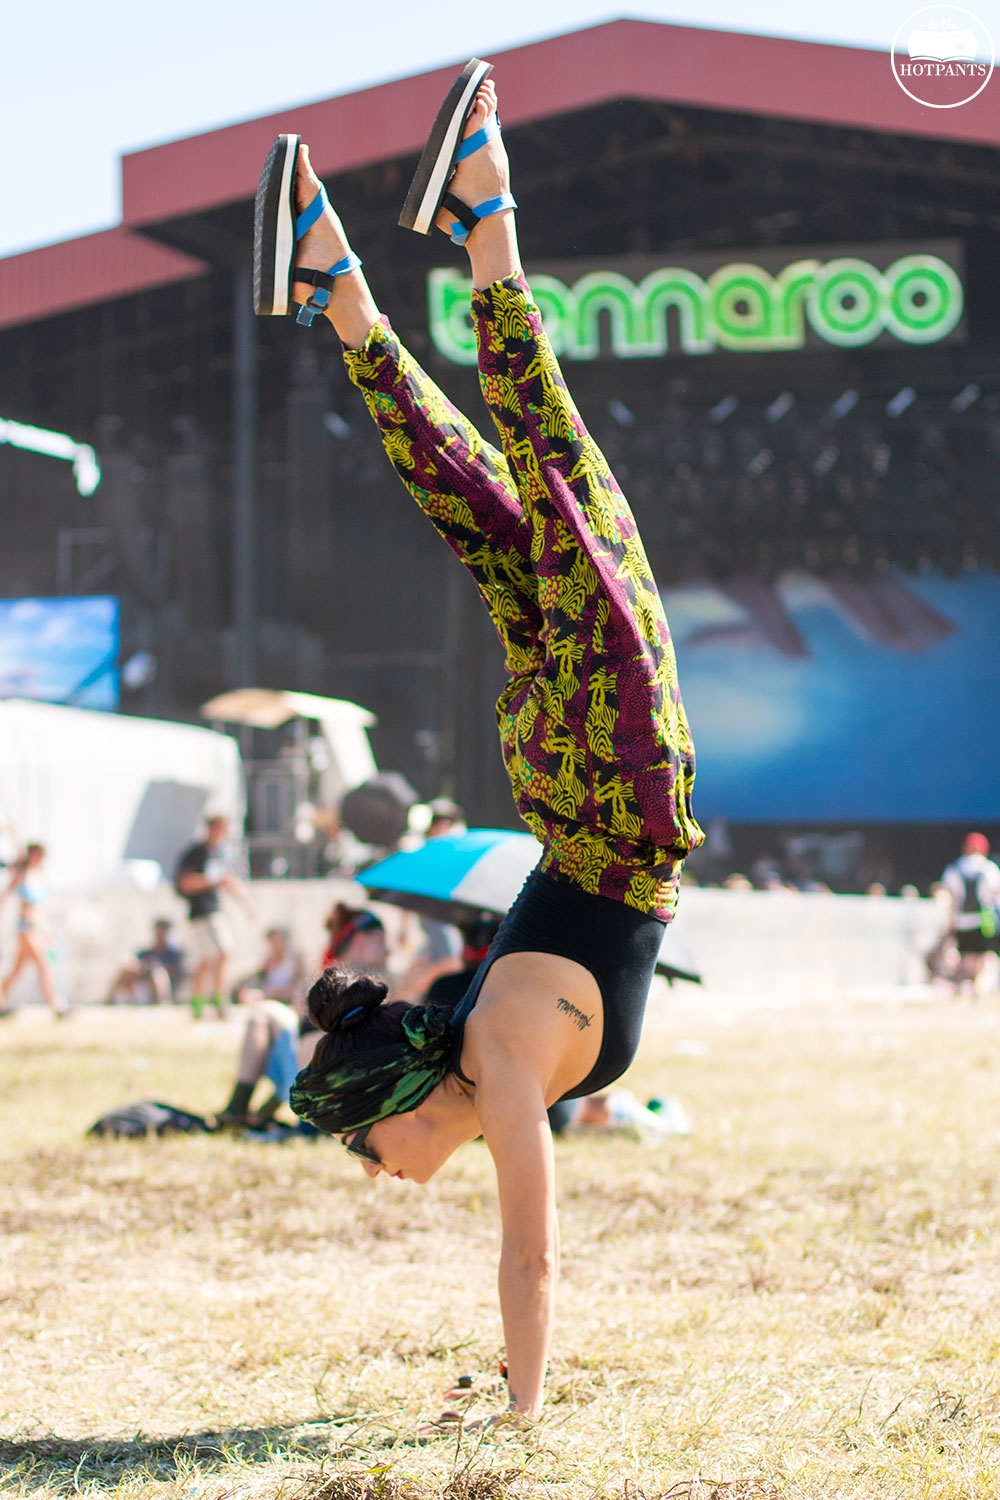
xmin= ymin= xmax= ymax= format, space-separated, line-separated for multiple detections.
xmin=885 ymin=387 xmax=918 ymax=419
xmin=764 ymin=392 xmax=795 ymax=424
xmin=950 ymin=384 xmax=981 ymax=414
xmin=578 ymin=373 xmax=997 ymax=581
xmin=708 ymin=395 xmax=740 ymax=425
xmin=0 ymin=415 xmax=101 ymax=496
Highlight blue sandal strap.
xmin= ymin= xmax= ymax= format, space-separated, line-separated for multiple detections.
xmin=473 ymin=193 xmax=516 ymax=220
xmin=328 ymin=251 xmax=361 ymax=276
xmin=295 ymin=184 xmax=330 ymax=240
xmin=293 ymin=252 xmax=362 ymax=326
xmin=444 ymin=191 xmax=517 ymax=247
xmin=293 ymin=254 xmax=362 ymax=292
xmin=454 ymin=114 xmax=502 ymax=163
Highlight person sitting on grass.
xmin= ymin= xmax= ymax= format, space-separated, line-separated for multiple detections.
xmin=319 ymin=903 xmax=389 ymax=973
xmin=231 ymin=924 xmax=304 ymax=1008
xmin=546 ymin=1087 xmax=691 ymax=1143
xmin=107 ymin=918 xmax=186 ymax=1005
xmin=217 ymin=911 xmax=387 ymax=1129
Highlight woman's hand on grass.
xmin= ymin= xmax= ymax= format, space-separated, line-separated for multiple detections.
xmin=441 ymin=1370 xmax=507 ymax=1402
xmin=416 ymin=1401 xmax=535 ymax=1440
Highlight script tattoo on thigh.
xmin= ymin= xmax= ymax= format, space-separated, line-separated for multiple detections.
xmin=556 ymin=996 xmax=592 ymax=1032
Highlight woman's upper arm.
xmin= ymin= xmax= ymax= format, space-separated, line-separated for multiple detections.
xmin=475 ymin=1062 xmax=557 ymax=1254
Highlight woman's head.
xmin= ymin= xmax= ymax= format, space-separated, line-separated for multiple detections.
xmin=265 ymin=925 xmax=290 ymax=957
xmin=307 ymin=964 xmax=410 ymax=1065
xmin=290 ymin=965 xmax=472 ymax=1180
xmin=322 ymin=904 xmax=388 ymax=971
xmin=23 ymin=843 xmax=45 ymax=868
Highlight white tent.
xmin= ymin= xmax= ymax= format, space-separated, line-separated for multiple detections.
xmin=0 ymin=699 xmax=243 ymax=891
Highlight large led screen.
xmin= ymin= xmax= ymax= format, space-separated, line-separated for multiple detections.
xmin=0 ymin=597 xmax=119 ymax=710
xmin=666 ymin=568 xmax=1000 ymax=823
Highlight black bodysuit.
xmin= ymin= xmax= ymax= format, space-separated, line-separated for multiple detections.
xmin=448 ymin=869 xmax=665 ymax=1101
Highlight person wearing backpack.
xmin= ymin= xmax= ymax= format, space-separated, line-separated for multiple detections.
xmin=941 ymin=833 xmax=1000 ymax=994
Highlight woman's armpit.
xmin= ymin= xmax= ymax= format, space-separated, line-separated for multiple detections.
xmin=466 ymin=950 xmax=604 ymax=1103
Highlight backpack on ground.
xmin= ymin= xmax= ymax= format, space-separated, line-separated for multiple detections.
xmin=87 ymin=1100 xmax=213 ymax=1139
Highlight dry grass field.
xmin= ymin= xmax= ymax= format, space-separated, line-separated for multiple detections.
xmin=2 ymin=986 xmax=1000 ymax=1500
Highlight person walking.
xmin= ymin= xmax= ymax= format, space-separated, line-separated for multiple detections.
xmin=0 ymin=844 xmax=68 ymax=1017
xmin=175 ymin=815 xmax=254 ymax=1018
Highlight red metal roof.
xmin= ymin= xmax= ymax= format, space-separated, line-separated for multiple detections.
xmin=121 ymin=20 xmax=1000 ymax=228
xmin=2 ymin=18 xmax=997 ymax=331
xmin=0 ymin=227 xmax=205 ymax=332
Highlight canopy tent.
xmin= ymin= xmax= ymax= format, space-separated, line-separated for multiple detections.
xmin=0 ymin=699 xmax=243 ymax=891
xmin=201 ymin=688 xmax=377 ymax=808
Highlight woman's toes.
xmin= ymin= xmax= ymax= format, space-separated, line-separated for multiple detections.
xmin=295 ymin=143 xmax=323 ymax=213
xmin=465 ymin=83 xmax=496 ymax=140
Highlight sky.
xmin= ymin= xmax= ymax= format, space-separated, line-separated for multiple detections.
xmin=5 ymin=0 xmax=995 ymax=262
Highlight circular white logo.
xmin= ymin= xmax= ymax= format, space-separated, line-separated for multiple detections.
xmin=891 ymin=4 xmax=995 ymax=107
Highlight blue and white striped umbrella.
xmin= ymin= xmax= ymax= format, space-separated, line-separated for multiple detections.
xmin=359 ymin=828 xmax=540 ymax=926
xmin=359 ymin=828 xmax=700 ymax=983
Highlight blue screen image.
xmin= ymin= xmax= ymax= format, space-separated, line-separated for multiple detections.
xmin=664 ymin=569 xmax=1000 ymax=824
xmin=0 ymin=596 xmax=120 ymax=710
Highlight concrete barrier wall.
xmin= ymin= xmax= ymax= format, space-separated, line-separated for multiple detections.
xmin=667 ymin=886 xmax=944 ymax=996
xmin=2 ymin=880 xmax=376 ymax=1007
xmin=0 ymin=881 xmax=948 ymax=1006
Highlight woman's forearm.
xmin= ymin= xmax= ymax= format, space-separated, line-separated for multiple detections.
xmin=497 ymin=1244 xmax=558 ymax=1416
xmin=475 ymin=1063 xmax=560 ymax=1419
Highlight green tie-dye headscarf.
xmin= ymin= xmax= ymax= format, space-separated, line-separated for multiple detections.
xmin=289 ymin=1003 xmax=454 ymax=1135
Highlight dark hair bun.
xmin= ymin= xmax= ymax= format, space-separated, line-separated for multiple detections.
xmin=307 ymin=965 xmax=388 ymax=1034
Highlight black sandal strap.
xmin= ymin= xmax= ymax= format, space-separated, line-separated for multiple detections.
xmin=441 ymin=192 xmax=478 ymax=235
xmin=294 ymin=268 xmax=339 ymax=294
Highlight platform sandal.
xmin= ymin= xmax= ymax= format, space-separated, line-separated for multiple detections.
xmin=253 ymin=133 xmax=361 ymax=322
xmin=398 ymin=57 xmax=500 ymax=236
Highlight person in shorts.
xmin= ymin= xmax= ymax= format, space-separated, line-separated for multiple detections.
xmin=0 ymin=843 xmax=69 ymax=1017
xmin=175 ymin=815 xmax=254 ymax=1017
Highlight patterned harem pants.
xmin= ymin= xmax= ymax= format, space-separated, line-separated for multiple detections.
xmin=344 ymin=273 xmax=702 ymax=922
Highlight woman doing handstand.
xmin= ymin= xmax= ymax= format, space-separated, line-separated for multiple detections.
xmin=253 ymin=62 xmax=703 ymax=1422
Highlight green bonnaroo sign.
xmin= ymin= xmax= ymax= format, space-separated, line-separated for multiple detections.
xmin=428 ymin=253 xmax=964 ymax=365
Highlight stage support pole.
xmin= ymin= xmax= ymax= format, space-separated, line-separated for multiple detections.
xmin=232 ymin=264 xmax=257 ymax=688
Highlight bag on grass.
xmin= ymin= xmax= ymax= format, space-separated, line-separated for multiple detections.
xmin=87 ymin=1100 xmax=213 ymax=1139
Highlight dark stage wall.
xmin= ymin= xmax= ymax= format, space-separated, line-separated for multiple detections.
xmin=0 ymin=99 xmax=997 ymax=856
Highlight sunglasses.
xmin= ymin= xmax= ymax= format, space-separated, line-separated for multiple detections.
xmin=342 ymin=1124 xmax=381 ymax=1167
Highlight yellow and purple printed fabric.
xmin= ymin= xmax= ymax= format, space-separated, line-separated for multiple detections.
xmin=345 ymin=275 xmax=702 ymax=921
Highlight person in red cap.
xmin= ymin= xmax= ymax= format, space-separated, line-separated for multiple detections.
xmin=940 ymin=833 xmax=1000 ymax=993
